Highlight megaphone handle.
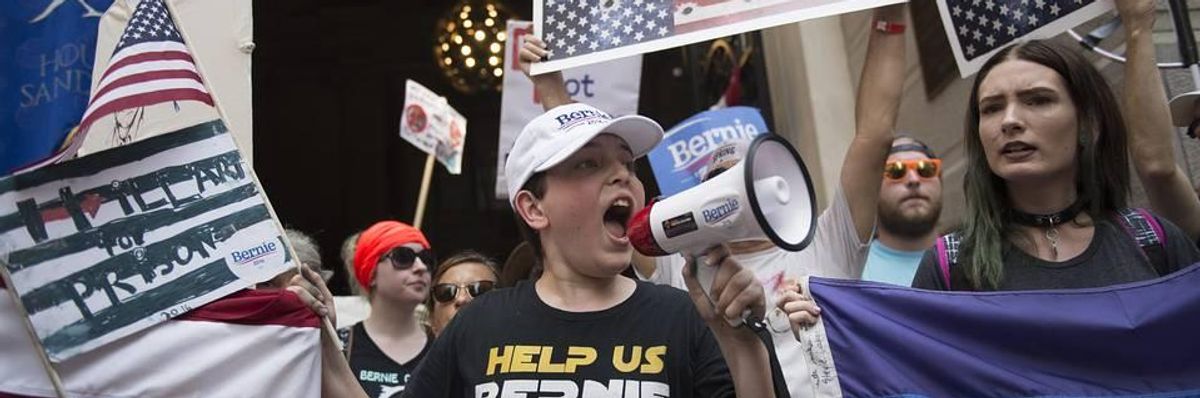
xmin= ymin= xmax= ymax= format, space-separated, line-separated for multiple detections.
xmin=688 ymin=251 xmax=754 ymax=328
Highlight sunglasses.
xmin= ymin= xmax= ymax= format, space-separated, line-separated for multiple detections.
xmin=883 ymin=159 xmax=941 ymax=180
xmin=432 ymin=281 xmax=495 ymax=303
xmin=383 ymin=247 xmax=437 ymax=270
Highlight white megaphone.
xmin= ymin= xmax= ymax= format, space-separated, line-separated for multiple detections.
xmin=628 ymin=134 xmax=816 ymax=326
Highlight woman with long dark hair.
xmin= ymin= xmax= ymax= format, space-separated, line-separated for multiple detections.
xmin=910 ymin=39 xmax=1200 ymax=291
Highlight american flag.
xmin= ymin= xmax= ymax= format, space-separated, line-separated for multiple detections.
xmin=947 ymin=0 xmax=1093 ymax=59
xmin=79 ymin=0 xmax=213 ymax=130
xmin=938 ymin=0 xmax=1108 ymax=76
xmin=542 ymin=0 xmax=675 ymax=60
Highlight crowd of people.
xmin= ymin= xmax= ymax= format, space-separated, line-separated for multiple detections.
xmin=265 ymin=0 xmax=1200 ymax=396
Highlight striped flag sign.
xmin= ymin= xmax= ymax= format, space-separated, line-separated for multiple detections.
xmin=795 ymin=263 xmax=1200 ymax=396
xmin=0 ymin=120 xmax=292 ymax=362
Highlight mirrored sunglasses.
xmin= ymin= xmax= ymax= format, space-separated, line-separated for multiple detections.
xmin=883 ymin=159 xmax=941 ymax=180
xmin=432 ymin=281 xmax=495 ymax=303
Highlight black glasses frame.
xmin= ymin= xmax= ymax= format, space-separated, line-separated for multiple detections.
xmin=384 ymin=247 xmax=436 ymax=271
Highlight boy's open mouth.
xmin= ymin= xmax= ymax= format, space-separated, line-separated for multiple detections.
xmin=603 ymin=198 xmax=633 ymax=239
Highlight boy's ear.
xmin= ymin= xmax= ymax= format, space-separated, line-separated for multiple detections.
xmin=514 ymin=190 xmax=549 ymax=231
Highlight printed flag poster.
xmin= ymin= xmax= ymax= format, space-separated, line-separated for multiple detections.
xmin=0 ymin=120 xmax=293 ymax=361
xmin=530 ymin=0 xmax=904 ymax=74
xmin=936 ymin=0 xmax=1114 ymax=77
xmin=400 ymin=79 xmax=468 ymax=175
xmin=1 ymin=0 xmax=115 ymax=173
xmin=647 ymin=106 xmax=767 ymax=197
xmin=497 ymin=20 xmax=642 ymax=199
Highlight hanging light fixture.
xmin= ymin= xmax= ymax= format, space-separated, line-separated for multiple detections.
xmin=434 ymin=0 xmax=515 ymax=94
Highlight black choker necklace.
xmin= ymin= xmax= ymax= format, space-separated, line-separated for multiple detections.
xmin=1010 ymin=201 xmax=1085 ymax=228
xmin=1009 ymin=201 xmax=1084 ymax=260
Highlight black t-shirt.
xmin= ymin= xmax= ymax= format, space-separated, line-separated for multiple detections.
xmin=402 ymin=279 xmax=778 ymax=398
xmin=337 ymin=322 xmax=432 ymax=398
xmin=912 ymin=215 xmax=1200 ymax=290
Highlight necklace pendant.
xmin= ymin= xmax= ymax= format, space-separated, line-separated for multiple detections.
xmin=1045 ymin=227 xmax=1060 ymax=260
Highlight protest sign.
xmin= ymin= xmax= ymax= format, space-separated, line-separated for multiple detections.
xmin=530 ymin=0 xmax=904 ymax=74
xmin=647 ymin=106 xmax=767 ymax=197
xmin=400 ymin=79 xmax=467 ymax=176
xmin=436 ymin=106 xmax=467 ymax=175
xmin=936 ymin=0 xmax=1113 ymax=76
xmin=496 ymin=20 xmax=642 ymax=199
xmin=0 ymin=120 xmax=292 ymax=361
xmin=400 ymin=79 xmax=449 ymax=157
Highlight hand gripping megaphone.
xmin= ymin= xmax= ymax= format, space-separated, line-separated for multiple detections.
xmin=628 ymin=134 xmax=817 ymax=327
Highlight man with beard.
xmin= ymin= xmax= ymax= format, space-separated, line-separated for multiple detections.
xmin=861 ymin=136 xmax=943 ymax=285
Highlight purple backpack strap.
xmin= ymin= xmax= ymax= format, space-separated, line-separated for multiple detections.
xmin=1135 ymin=208 xmax=1167 ymax=248
xmin=1115 ymin=208 xmax=1169 ymax=276
xmin=935 ymin=233 xmax=961 ymax=289
xmin=935 ymin=237 xmax=951 ymax=289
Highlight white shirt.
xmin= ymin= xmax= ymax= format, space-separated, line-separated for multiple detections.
xmin=636 ymin=187 xmax=870 ymax=397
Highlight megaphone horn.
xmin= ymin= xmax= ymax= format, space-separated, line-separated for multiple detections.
xmin=628 ymin=134 xmax=816 ymax=256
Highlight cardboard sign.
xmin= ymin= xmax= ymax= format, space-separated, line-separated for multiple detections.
xmin=0 ymin=120 xmax=292 ymax=361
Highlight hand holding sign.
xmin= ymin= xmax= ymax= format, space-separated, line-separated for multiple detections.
xmin=519 ymin=36 xmax=571 ymax=111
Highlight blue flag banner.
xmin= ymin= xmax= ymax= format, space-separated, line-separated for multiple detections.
xmin=799 ymin=263 xmax=1200 ymax=397
xmin=647 ymin=107 xmax=767 ymax=197
xmin=1 ymin=0 xmax=115 ymax=173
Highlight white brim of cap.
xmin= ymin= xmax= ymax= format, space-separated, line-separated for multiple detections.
xmin=1169 ymin=91 xmax=1200 ymax=127
xmin=533 ymin=114 xmax=664 ymax=174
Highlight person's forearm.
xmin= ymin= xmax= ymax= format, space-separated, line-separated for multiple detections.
xmin=533 ymin=72 xmax=572 ymax=111
xmin=321 ymin=329 xmax=369 ymax=398
xmin=1123 ymin=13 xmax=1200 ymax=240
xmin=1125 ymin=17 xmax=1177 ymax=177
xmin=853 ymin=4 xmax=906 ymax=143
xmin=713 ymin=331 xmax=776 ymax=398
xmin=841 ymin=4 xmax=907 ymax=241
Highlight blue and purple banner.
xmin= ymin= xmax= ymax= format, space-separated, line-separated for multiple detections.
xmin=800 ymin=263 xmax=1200 ymax=397
xmin=1 ymin=0 xmax=114 ymax=174
xmin=647 ymin=106 xmax=767 ymax=197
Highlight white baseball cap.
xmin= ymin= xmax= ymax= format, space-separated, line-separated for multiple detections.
xmin=504 ymin=103 xmax=663 ymax=206
xmin=1169 ymin=90 xmax=1200 ymax=127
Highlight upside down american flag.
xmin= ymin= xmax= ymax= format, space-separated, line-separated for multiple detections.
xmin=0 ymin=287 xmax=321 ymax=398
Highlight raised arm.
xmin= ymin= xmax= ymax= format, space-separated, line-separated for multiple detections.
xmin=1118 ymin=0 xmax=1200 ymax=240
xmin=841 ymin=4 xmax=908 ymax=242
xmin=519 ymin=36 xmax=573 ymax=111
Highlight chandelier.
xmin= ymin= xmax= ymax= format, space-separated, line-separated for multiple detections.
xmin=434 ymin=0 xmax=515 ymax=94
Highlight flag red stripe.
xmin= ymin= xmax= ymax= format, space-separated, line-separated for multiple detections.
xmin=89 ymin=69 xmax=204 ymax=107
xmin=79 ymin=89 xmax=213 ymax=130
xmin=177 ymin=289 xmax=320 ymax=328
xmin=99 ymin=50 xmax=195 ymax=82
